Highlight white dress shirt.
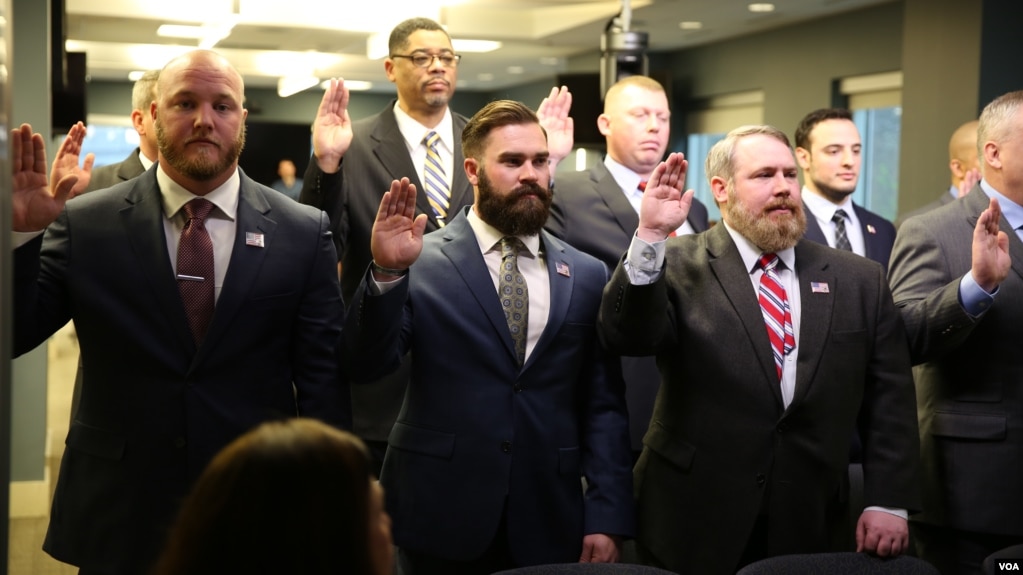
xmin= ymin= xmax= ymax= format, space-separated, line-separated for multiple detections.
xmin=393 ymin=102 xmax=455 ymax=194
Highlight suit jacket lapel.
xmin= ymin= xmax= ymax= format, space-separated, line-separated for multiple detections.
xmin=802 ymin=201 xmax=828 ymax=245
xmin=789 ymin=241 xmax=835 ymax=407
xmin=439 ymin=211 xmax=519 ymax=363
xmin=195 ymin=175 xmax=276 ymax=366
xmin=706 ymin=226 xmax=784 ymax=407
xmin=526 ymin=232 xmax=573 ymax=368
xmin=592 ymin=163 xmax=641 ymax=238
xmin=119 ymin=171 xmax=195 ymax=356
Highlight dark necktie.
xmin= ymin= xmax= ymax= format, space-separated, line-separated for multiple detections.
xmin=832 ymin=208 xmax=853 ymax=251
xmin=499 ymin=237 xmax=529 ymax=366
xmin=177 ymin=198 xmax=216 ymax=345
xmin=757 ymin=253 xmax=795 ymax=381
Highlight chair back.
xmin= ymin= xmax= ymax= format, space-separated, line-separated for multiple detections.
xmin=735 ymin=552 xmax=939 ymax=574
xmin=492 ymin=563 xmax=678 ymax=575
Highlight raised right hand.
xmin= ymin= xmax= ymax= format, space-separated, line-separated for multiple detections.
xmin=636 ymin=152 xmax=694 ymax=242
xmin=312 ymin=78 xmax=353 ymax=174
xmin=11 ymin=123 xmax=81 ymax=232
xmin=370 ymin=178 xmax=428 ymax=277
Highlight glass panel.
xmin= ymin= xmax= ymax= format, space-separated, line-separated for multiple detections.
xmin=852 ymin=106 xmax=902 ymax=221
xmin=684 ymin=132 xmax=726 ymax=223
xmin=82 ymin=124 xmax=141 ymax=168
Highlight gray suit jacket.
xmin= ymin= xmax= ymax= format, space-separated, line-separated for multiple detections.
xmin=84 ymin=148 xmax=147 ymax=193
xmin=894 ymin=189 xmax=956 ymax=229
xmin=888 ymin=185 xmax=1023 ymax=537
xmin=15 ymin=168 xmax=348 ymax=574
xmin=547 ymin=161 xmax=710 ymax=451
xmin=599 ymin=225 xmax=921 ymax=574
xmin=299 ymin=100 xmax=474 ymax=443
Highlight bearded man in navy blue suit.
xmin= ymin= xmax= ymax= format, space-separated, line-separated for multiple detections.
xmin=343 ymin=100 xmax=634 ymax=575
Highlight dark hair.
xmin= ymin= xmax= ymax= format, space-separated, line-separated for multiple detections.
xmin=794 ymin=107 xmax=853 ymax=149
xmin=461 ymin=100 xmax=543 ymax=160
xmin=388 ymin=17 xmax=450 ymax=55
xmin=150 ymin=419 xmax=375 ymax=575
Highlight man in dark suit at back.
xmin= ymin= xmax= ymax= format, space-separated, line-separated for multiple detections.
xmin=11 ymin=49 xmax=348 ymax=575
xmin=84 ymin=69 xmax=160 ymax=193
xmin=547 ymin=75 xmax=709 ymax=458
xmin=598 ymin=126 xmax=920 ymax=574
xmin=342 ymin=100 xmax=634 ymax=574
xmin=795 ymin=108 xmax=896 ymax=272
xmin=301 ymin=17 xmax=572 ymax=473
xmin=895 ymin=119 xmax=979 ymax=228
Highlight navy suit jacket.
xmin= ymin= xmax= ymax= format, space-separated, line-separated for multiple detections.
xmin=343 ymin=209 xmax=635 ymax=565
xmin=300 ymin=100 xmax=474 ymax=443
xmin=802 ymin=201 xmax=896 ymax=273
xmin=547 ymin=161 xmax=710 ymax=451
xmin=14 ymin=167 xmax=348 ymax=574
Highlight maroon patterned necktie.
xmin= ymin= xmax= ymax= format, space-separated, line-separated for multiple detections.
xmin=177 ymin=199 xmax=215 ymax=345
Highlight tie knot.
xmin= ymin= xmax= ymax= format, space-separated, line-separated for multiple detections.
xmin=500 ymin=236 xmax=525 ymax=259
xmin=638 ymin=180 xmax=648 ymax=192
xmin=832 ymin=208 xmax=848 ymax=223
xmin=425 ymin=131 xmax=440 ymax=148
xmin=183 ymin=198 xmax=215 ymax=222
xmin=758 ymin=253 xmax=780 ymax=272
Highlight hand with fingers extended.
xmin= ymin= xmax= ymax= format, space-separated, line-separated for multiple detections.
xmin=11 ymin=122 xmax=86 ymax=232
xmin=957 ymin=167 xmax=981 ymax=198
xmin=537 ymin=85 xmax=573 ymax=173
xmin=971 ymin=196 xmax=1011 ymax=293
xmin=636 ymin=152 xmax=695 ymax=242
xmin=370 ymin=178 xmax=429 ymax=280
xmin=312 ymin=78 xmax=354 ymax=174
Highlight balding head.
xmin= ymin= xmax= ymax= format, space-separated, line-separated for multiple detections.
xmin=948 ymin=120 xmax=979 ymax=186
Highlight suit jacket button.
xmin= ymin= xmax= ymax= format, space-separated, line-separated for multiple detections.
xmin=756 ymin=473 xmax=766 ymax=486
xmin=501 ymin=441 xmax=512 ymax=453
xmin=513 ymin=384 xmax=523 ymax=393
xmin=174 ymin=437 xmax=187 ymax=448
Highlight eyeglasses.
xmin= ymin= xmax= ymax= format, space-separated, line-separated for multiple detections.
xmin=391 ymin=53 xmax=462 ymax=69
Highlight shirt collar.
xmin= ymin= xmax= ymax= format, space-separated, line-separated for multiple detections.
xmin=158 ymin=165 xmax=240 ymax=223
xmin=138 ymin=149 xmax=156 ymax=172
xmin=801 ymin=186 xmax=855 ymax=221
xmin=981 ymin=179 xmax=1023 ymax=231
xmin=393 ymin=102 xmax=454 ymax=155
xmin=603 ymin=155 xmax=644 ymax=198
xmin=466 ymin=207 xmax=541 ymax=258
xmin=722 ymin=219 xmax=796 ymax=274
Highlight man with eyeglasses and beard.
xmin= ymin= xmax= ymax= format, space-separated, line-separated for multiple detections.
xmin=341 ymin=100 xmax=634 ymax=575
xmin=598 ymin=125 xmax=921 ymax=575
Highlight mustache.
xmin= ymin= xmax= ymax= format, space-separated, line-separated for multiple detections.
xmin=512 ymin=182 xmax=549 ymax=198
xmin=763 ymin=198 xmax=799 ymax=212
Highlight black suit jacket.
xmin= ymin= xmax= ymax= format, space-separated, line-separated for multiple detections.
xmin=300 ymin=101 xmax=474 ymax=444
xmin=547 ymin=161 xmax=710 ymax=451
xmin=84 ymin=148 xmax=147 ymax=193
xmin=598 ymin=226 xmax=921 ymax=575
xmin=802 ymin=201 xmax=896 ymax=273
xmin=14 ymin=168 xmax=348 ymax=574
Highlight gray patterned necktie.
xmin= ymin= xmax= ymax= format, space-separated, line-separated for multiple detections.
xmin=499 ymin=237 xmax=529 ymax=366
xmin=832 ymin=208 xmax=853 ymax=251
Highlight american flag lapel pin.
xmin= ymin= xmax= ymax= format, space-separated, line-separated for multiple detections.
xmin=810 ymin=281 xmax=830 ymax=294
xmin=556 ymin=261 xmax=571 ymax=277
xmin=245 ymin=232 xmax=265 ymax=248
xmin=866 ymin=224 xmax=877 ymax=234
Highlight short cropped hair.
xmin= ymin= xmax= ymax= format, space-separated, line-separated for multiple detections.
xmin=794 ymin=108 xmax=853 ymax=150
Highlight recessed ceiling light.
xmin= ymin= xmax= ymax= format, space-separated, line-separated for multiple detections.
xmin=478 ymin=73 xmax=495 ymax=82
xmin=539 ymin=57 xmax=560 ymax=66
xmin=507 ymin=66 xmax=524 ymax=75
xmin=748 ymin=3 xmax=775 ymax=12
xmin=679 ymin=21 xmax=703 ymax=30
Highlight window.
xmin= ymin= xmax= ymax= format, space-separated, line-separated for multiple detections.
xmin=841 ymin=72 xmax=902 ymax=221
xmin=81 ymin=114 xmax=140 ymax=167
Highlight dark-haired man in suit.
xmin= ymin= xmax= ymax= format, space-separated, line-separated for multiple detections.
xmin=599 ymin=125 xmax=920 ymax=574
xmin=343 ymin=100 xmax=634 ymax=574
xmin=548 ymin=75 xmax=708 ymax=458
xmin=795 ymin=108 xmax=896 ymax=272
xmin=301 ymin=17 xmax=572 ymax=473
xmin=11 ymin=49 xmax=348 ymax=575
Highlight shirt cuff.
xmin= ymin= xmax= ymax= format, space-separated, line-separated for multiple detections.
xmin=368 ymin=272 xmax=406 ymax=295
xmin=623 ymin=233 xmax=665 ymax=286
xmin=13 ymin=229 xmax=44 ymax=249
xmin=959 ymin=272 xmax=997 ymax=318
xmin=864 ymin=506 xmax=908 ymax=520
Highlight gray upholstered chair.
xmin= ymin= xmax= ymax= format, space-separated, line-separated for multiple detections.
xmin=735 ymin=552 xmax=939 ymax=575
xmin=492 ymin=563 xmax=678 ymax=575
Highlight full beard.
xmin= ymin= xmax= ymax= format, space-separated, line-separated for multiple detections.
xmin=475 ymin=168 xmax=552 ymax=236
xmin=724 ymin=185 xmax=807 ymax=253
xmin=157 ymin=123 xmax=246 ymax=182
